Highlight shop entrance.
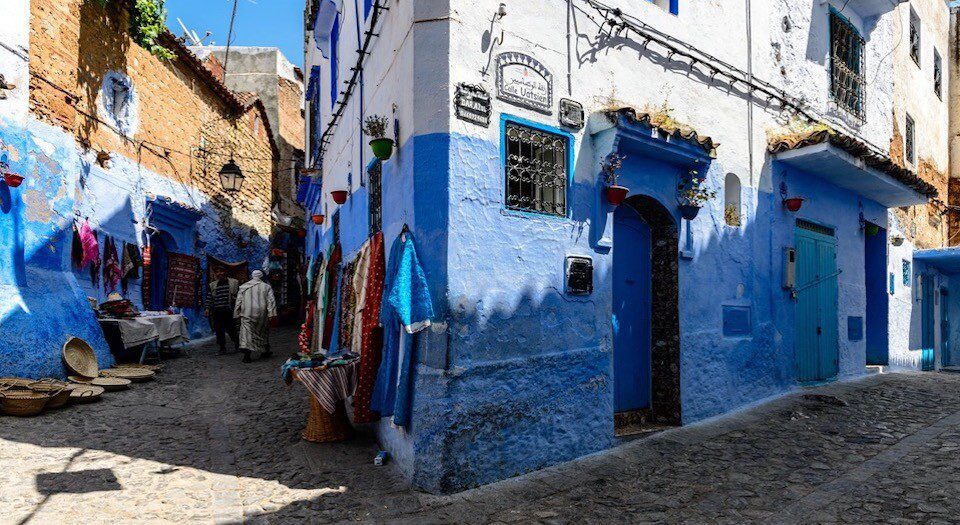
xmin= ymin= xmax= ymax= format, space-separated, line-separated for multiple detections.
xmin=612 ymin=195 xmax=681 ymax=431
xmin=864 ymin=224 xmax=888 ymax=366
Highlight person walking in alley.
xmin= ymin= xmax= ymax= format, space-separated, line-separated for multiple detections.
xmin=235 ymin=270 xmax=277 ymax=363
xmin=205 ymin=266 xmax=240 ymax=355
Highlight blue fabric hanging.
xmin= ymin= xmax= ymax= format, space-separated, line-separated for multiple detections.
xmin=370 ymin=231 xmax=434 ymax=427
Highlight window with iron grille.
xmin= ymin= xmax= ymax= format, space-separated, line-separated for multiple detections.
xmin=368 ymin=160 xmax=382 ymax=235
xmin=910 ymin=8 xmax=921 ymax=66
xmin=905 ymin=113 xmax=915 ymax=165
xmin=934 ymin=48 xmax=942 ymax=99
xmin=504 ymin=121 xmax=568 ymax=217
xmin=830 ymin=11 xmax=865 ymax=120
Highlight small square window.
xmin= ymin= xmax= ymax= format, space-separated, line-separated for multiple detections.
xmin=905 ymin=114 xmax=915 ymax=165
xmin=903 ymin=260 xmax=912 ymax=287
xmin=504 ymin=121 xmax=568 ymax=217
xmin=910 ymin=8 xmax=921 ymax=66
xmin=565 ymin=256 xmax=593 ymax=295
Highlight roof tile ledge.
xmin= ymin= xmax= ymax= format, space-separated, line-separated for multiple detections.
xmin=606 ymin=107 xmax=719 ymax=159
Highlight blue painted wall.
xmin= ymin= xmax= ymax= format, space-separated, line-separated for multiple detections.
xmin=0 ymin=117 xmax=269 ymax=379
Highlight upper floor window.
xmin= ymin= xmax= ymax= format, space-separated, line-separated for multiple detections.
xmin=647 ymin=0 xmax=679 ymax=15
xmin=504 ymin=121 xmax=568 ymax=217
xmin=100 ymin=71 xmax=138 ymax=136
xmin=934 ymin=48 xmax=942 ymax=99
xmin=905 ymin=113 xmax=915 ymax=165
xmin=910 ymin=7 xmax=921 ymax=66
xmin=829 ymin=10 xmax=865 ymax=120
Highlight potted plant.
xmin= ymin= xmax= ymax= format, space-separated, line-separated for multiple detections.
xmin=783 ymin=197 xmax=804 ymax=212
xmin=331 ymin=190 xmax=348 ymax=204
xmin=864 ymin=223 xmax=880 ymax=237
xmin=601 ymin=153 xmax=628 ymax=206
xmin=363 ymin=115 xmax=393 ymax=161
xmin=891 ymin=234 xmax=905 ymax=247
xmin=677 ymin=170 xmax=716 ymax=220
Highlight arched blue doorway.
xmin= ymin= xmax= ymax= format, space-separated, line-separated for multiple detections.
xmin=612 ymin=195 xmax=681 ymax=429
xmin=148 ymin=230 xmax=177 ymax=310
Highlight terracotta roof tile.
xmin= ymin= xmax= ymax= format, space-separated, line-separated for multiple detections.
xmin=609 ymin=107 xmax=719 ymax=158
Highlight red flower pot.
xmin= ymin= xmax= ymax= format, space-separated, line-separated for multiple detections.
xmin=297 ymin=229 xmax=307 ymax=238
xmin=3 ymin=172 xmax=24 ymax=188
xmin=783 ymin=197 xmax=804 ymax=212
xmin=331 ymin=190 xmax=348 ymax=204
xmin=605 ymin=185 xmax=629 ymax=206
xmin=311 ymin=214 xmax=325 ymax=225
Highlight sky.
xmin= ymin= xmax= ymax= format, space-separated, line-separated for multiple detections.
xmin=165 ymin=0 xmax=304 ymax=67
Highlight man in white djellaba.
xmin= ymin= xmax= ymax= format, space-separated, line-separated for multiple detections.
xmin=234 ymin=270 xmax=278 ymax=363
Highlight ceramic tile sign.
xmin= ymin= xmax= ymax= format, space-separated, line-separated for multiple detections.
xmin=496 ymin=52 xmax=553 ymax=114
xmin=454 ymin=83 xmax=492 ymax=127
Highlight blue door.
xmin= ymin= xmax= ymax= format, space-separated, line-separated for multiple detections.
xmin=795 ymin=222 xmax=839 ymax=382
xmin=940 ymin=288 xmax=950 ymax=367
xmin=613 ymin=205 xmax=652 ymax=412
xmin=921 ymin=276 xmax=935 ymax=371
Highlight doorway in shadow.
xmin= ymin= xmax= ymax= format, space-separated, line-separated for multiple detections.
xmin=865 ymin=223 xmax=888 ymax=366
xmin=612 ymin=194 xmax=681 ymax=433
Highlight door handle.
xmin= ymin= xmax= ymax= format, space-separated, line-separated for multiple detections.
xmin=817 ymin=326 xmax=822 ymax=335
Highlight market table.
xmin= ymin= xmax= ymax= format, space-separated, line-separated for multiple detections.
xmin=98 ymin=313 xmax=189 ymax=363
xmin=291 ymin=360 xmax=359 ymax=443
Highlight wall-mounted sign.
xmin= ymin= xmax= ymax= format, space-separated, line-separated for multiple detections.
xmin=559 ymin=98 xmax=584 ymax=129
xmin=454 ymin=83 xmax=491 ymax=127
xmin=496 ymin=52 xmax=553 ymax=114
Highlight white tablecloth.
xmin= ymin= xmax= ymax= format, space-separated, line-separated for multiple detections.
xmin=100 ymin=314 xmax=189 ymax=349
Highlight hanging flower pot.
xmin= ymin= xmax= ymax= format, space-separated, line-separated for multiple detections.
xmin=297 ymin=228 xmax=307 ymax=238
xmin=605 ymin=185 xmax=629 ymax=206
xmin=679 ymin=204 xmax=702 ymax=221
xmin=369 ymin=138 xmax=394 ymax=161
xmin=331 ymin=190 xmax=348 ymax=205
xmin=891 ymin=235 xmax=905 ymax=247
xmin=783 ymin=197 xmax=804 ymax=212
xmin=311 ymin=214 xmax=325 ymax=225
xmin=3 ymin=172 xmax=24 ymax=188
xmin=864 ymin=223 xmax=880 ymax=237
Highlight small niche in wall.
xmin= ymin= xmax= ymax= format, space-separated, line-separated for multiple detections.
xmin=848 ymin=316 xmax=864 ymax=342
xmin=722 ymin=305 xmax=751 ymax=337
xmin=565 ymin=256 xmax=593 ymax=295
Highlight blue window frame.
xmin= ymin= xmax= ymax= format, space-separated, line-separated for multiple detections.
xmin=330 ymin=13 xmax=340 ymax=110
xmin=500 ymin=115 xmax=573 ymax=218
xmin=648 ymin=0 xmax=678 ymax=15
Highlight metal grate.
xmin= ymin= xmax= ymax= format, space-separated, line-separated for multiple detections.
xmin=934 ymin=49 xmax=943 ymax=99
xmin=504 ymin=121 xmax=568 ymax=216
xmin=905 ymin=114 xmax=915 ymax=164
xmin=910 ymin=8 xmax=921 ymax=66
xmin=797 ymin=219 xmax=835 ymax=237
xmin=368 ymin=160 xmax=382 ymax=235
xmin=830 ymin=11 xmax=865 ymax=120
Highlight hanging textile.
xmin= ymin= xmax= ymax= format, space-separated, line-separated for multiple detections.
xmin=352 ymin=232 xmax=385 ymax=424
xmin=370 ymin=231 xmax=435 ymax=428
xmin=141 ymin=245 xmax=151 ymax=307
xmin=320 ymin=244 xmax=342 ymax=351
xmin=349 ymin=241 xmax=373 ymax=351
xmin=311 ymin=255 xmax=329 ymax=354
xmin=338 ymin=261 xmax=357 ymax=350
xmin=102 ymin=236 xmax=122 ymax=293
xmin=78 ymin=220 xmax=100 ymax=269
xmin=88 ymin=231 xmax=101 ymax=287
xmin=71 ymin=224 xmax=84 ymax=269
xmin=207 ymin=255 xmax=250 ymax=284
xmin=298 ymin=300 xmax=316 ymax=354
xmin=166 ymin=253 xmax=201 ymax=308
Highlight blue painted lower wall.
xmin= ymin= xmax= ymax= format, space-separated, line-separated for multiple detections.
xmin=0 ymin=117 xmax=268 ymax=379
xmin=317 ymin=126 xmax=887 ymax=493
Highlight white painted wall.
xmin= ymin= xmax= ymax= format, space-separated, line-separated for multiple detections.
xmin=0 ymin=0 xmax=30 ymax=123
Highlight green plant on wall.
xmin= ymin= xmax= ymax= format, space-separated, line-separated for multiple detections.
xmin=96 ymin=0 xmax=174 ymax=59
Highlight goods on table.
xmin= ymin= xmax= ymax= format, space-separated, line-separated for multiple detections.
xmin=69 ymin=384 xmax=105 ymax=403
xmin=0 ymin=390 xmax=51 ymax=416
xmin=62 ymin=337 xmax=99 ymax=378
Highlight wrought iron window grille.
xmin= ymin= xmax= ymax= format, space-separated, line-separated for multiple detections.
xmin=504 ymin=121 xmax=568 ymax=217
xmin=910 ymin=8 xmax=921 ymax=67
xmin=905 ymin=114 xmax=915 ymax=165
xmin=934 ymin=49 xmax=942 ymax=99
xmin=368 ymin=160 xmax=382 ymax=235
xmin=830 ymin=11 xmax=866 ymax=121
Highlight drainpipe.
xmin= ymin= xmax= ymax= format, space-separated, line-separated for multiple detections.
xmin=567 ymin=0 xmax=573 ymax=96
xmin=354 ymin=0 xmax=365 ymax=187
xmin=746 ymin=0 xmax=754 ymax=187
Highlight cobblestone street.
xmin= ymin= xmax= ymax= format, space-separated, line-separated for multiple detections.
xmin=4 ymin=328 xmax=960 ymax=524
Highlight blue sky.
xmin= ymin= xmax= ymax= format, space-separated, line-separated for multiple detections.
xmin=165 ymin=0 xmax=304 ymax=67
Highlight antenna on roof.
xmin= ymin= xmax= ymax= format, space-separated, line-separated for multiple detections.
xmin=177 ymin=18 xmax=203 ymax=46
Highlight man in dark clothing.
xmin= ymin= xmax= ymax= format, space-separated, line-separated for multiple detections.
xmin=205 ymin=266 xmax=240 ymax=355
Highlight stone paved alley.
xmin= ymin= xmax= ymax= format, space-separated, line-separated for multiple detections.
xmin=4 ymin=328 xmax=960 ymax=524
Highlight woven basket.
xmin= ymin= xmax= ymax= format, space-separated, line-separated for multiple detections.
xmin=69 ymin=384 xmax=104 ymax=403
xmin=63 ymin=337 xmax=99 ymax=379
xmin=28 ymin=381 xmax=72 ymax=409
xmin=90 ymin=376 xmax=131 ymax=391
xmin=101 ymin=368 xmax=155 ymax=382
xmin=302 ymin=397 xmax=353 ymax=443
xmin=0 ymin=390 xmax=51 ymax=416
xmin=0 ymin=377 xmax=33 ymax=390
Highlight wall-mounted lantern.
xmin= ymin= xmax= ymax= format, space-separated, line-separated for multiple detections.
xmin=218 ymin=158 xmax=245 ymax=193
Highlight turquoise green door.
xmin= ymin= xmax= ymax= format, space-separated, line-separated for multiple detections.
xmin=921 ymin=277 xmax=935 ymax=371
xmin=795 ymin=222 xmax=839 ymax=382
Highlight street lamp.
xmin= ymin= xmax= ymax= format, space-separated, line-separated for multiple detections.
xmin=218 ymin=158 xmax=245 ymax=193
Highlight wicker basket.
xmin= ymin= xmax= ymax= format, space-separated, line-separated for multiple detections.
xmin=101 ymin=368 xmax=155 ymax=382
xmin=28 ymin=381 xmax=72 ymax=409
xmin=69 ymin=384 xmax=104 ymax=403
xmin=63 ymin=337 xmax=99 ymax=379
xmin=0 ymin=390 xmax=51 ymax=416
xmin=0 ymin=377 xmax=33 ymax=390
xmin=302 ymin=397 xmax=353 ymax=443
